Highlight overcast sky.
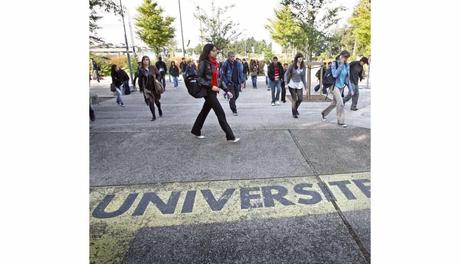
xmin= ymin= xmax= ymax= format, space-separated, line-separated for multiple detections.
xmin=95 ymin=0 xmax=359 ymax=52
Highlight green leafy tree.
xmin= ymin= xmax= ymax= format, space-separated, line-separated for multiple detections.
xmin=89 ymin=0 xmax=121 ymax=45
xmin=226 ymin=38 xmax=272 ymax=56
xmin=194 ymin=0 xmax=241 ymax=54
xmin=349 ymin=0 xmax=371 ymax=55
xmin=266 ymin=4 xmax=306 ymax=52
xmin=135 ymin=0 xmax=175 ymax=55
xmin=277 ymin=0 xmax=345 ymax=60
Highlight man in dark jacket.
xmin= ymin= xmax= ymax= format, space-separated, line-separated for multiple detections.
xmin=242 ymin=58 xmax=249 ymax=88
xmin=267 ymin=56 xmax=285 ymax=105
xmin=221 ymin=51 xmax=244 ymax=116
xmin=155 ymin=56 xmax=167 ymax=90
xmin=179 ymin=57 xmax=187 ymax=75
xmin=343 ymin=57 xmax=368 ymax=111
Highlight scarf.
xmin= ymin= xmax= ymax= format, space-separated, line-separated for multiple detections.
xmin=209 ymin=56 xmax=219 ymax=87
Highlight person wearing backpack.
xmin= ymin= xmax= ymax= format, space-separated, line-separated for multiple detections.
xmin=220 ymin=51 xmax=244 ymax=116
xmin=321 ymin=50 xmax=354 ymax=128
xmin=191 ymin=44 xmax=240 ymax=143
xmin=343 ymin=57 xmax=369 ymax=111
xmin=155 ymin=56 xmax=167 ymax=90
xmin=138 ymin=56 xmax=163 ymax=121
xmin=285 ymin=53 xmax=307 ymax=118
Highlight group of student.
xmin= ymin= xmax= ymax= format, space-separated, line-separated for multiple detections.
xmin=261 ymin=51 xmax=369 ymax=126
xmin=105 ymin=44 xmax=368 ymax=142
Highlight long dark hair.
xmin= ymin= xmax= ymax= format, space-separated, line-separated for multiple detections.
xmin=293 ymin=53 xmax=305 ymax=69
xmin=110 ymin=64 xmax=118 ymax=76
xmin=199 ymin=43 xmax=215 ymax=62
xmin=141 ymin=55 xmax=151 ymax=67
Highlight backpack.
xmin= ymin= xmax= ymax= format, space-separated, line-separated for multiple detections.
xmin=184 ymin=74 xmax=204 ymax=98
xmin=322 ymin=61 xmax=339 ymax=88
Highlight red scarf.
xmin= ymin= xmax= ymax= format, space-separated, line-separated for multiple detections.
xmin=209 ymin=56 xmax=219 ymax=87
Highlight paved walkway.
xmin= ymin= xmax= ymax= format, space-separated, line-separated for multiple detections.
xmin=90 ymin=76 xmax=371 ymax=264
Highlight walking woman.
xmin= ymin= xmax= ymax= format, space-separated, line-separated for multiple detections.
xmin=138 ymin=56 xmax=163 ymax=121
xmin=285 ymin=53 xmax=307 ymax=118
xmin=191 ymin=43 xmax=240 ymax=143
xmin=321 ymin=50 xmax=354 ymax=128
xmin=250 ymin=60 xmax=259 ymax=88
xmin=110 ymin=64 xmax=125 ymax=107
xmin=169 ymin=61 xmax=180 ymax=88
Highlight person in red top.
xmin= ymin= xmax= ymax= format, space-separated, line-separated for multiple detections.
xmin=267 ymin=56 xmax=285 ymax=106
xmin=191 ymin=43 xmax=240 ymax=143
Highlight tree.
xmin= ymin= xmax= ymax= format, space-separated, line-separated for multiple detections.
xmin=135 ymin=0 xmax=175 ymax=55
xmin=266 ymin=4 xmax=306 ymax=52
xmin=194 ymin=0 xmax=241 ymax=54
xmin=349 ymin=0 xmax=371 ymax=55
xmin=226 ymin=38 xmax=272 ymax=56
xmin=277 ymin=0 xmax=345 ymax=60
xmin=89 ymin=0 xmax=121 ymax=45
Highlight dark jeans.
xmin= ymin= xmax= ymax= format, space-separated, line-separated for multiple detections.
xmin=160 ymin=73 xmax=166 ymax=89
xmin=228 ymin=84 xmax=240 ymax=113
xmin=289 ymin=87 xmax=303 ymax=114
xmin=191 ymin=91 xmax=235 ymax=140
xmin=281 ymin=80 xmax=286 ymax=102
xmin=251 ymin=76 xmax=257 ymax=88
xmin=270 ymin=79 xmax=281 ymax=103
xmin=343 ymin=83 xmax=359 ymax=109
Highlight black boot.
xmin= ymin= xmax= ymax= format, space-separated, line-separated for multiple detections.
xmin=155 ymin=101 xmax=162 ymax=117
xmin=149 ymin=102 xmax=156 ymax=121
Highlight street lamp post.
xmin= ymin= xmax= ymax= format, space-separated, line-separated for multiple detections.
xmin=119 ymin=0 xmax=134 ymax=89
xmin=178 ymin=0 xmax=186 ymax=57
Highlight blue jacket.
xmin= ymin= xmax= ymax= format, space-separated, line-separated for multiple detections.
xmin=331 ymin=60 xmax=353 ymax=94
xmin=220 ymin=59 xmax=244 ymax=87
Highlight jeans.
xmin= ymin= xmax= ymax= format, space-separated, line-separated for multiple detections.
xmin=160 ymin=74 xmax=166 ymax=89
xmin=288 ymin=87 xmax=303 ymax=114
xmin=270 ymin=79 xmax=281 ymax=103
xmin=173 ymin=76 xmax=178 ymax=87
xmin=228 ymin=84 xmax=240 ymax=113
xmin=191 ymin=91 xmax=235 ymax=140
xmin=251 ymin=76 xmax=257 ymax=88
xmin=322 ymin=86 xmax=345 ymax=124
xmin=115 ymin=87 xmax=124 ymax=105
xmin=242 ymin=73 xmax=247 ymax=88
xmin=343 ymin=83 xmax=359 ymax=109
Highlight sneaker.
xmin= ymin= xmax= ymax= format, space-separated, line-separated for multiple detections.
xmin=321 ymin=113 xmax=327 ymax=121
xmin=233 ymin=112 xmax=238 ymax=116
xmin=271 ymin=102 xmax=275 ymax=106
xmin=293 ymin=114 xmax=298 ymax=119
xmin=276 ymin=101 xmax=280 ymax=106
xmin=120 ymin=103 xmax=125 ymax=107
xmin=350 ymin=108 xmax=358 ymax=111
xmin=195 ymin=135 xmax=206 ymax=139
xmin=338 ymin=123 xmax=348 ymax=128
xmin=228 ymin=138 xmax=240 ymax=143
xmin=151 ymin=117 xmax=156 ymax=121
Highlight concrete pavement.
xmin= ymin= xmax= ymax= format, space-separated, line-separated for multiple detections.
xmin=90 ymin=76 xmax=370 ymax=264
